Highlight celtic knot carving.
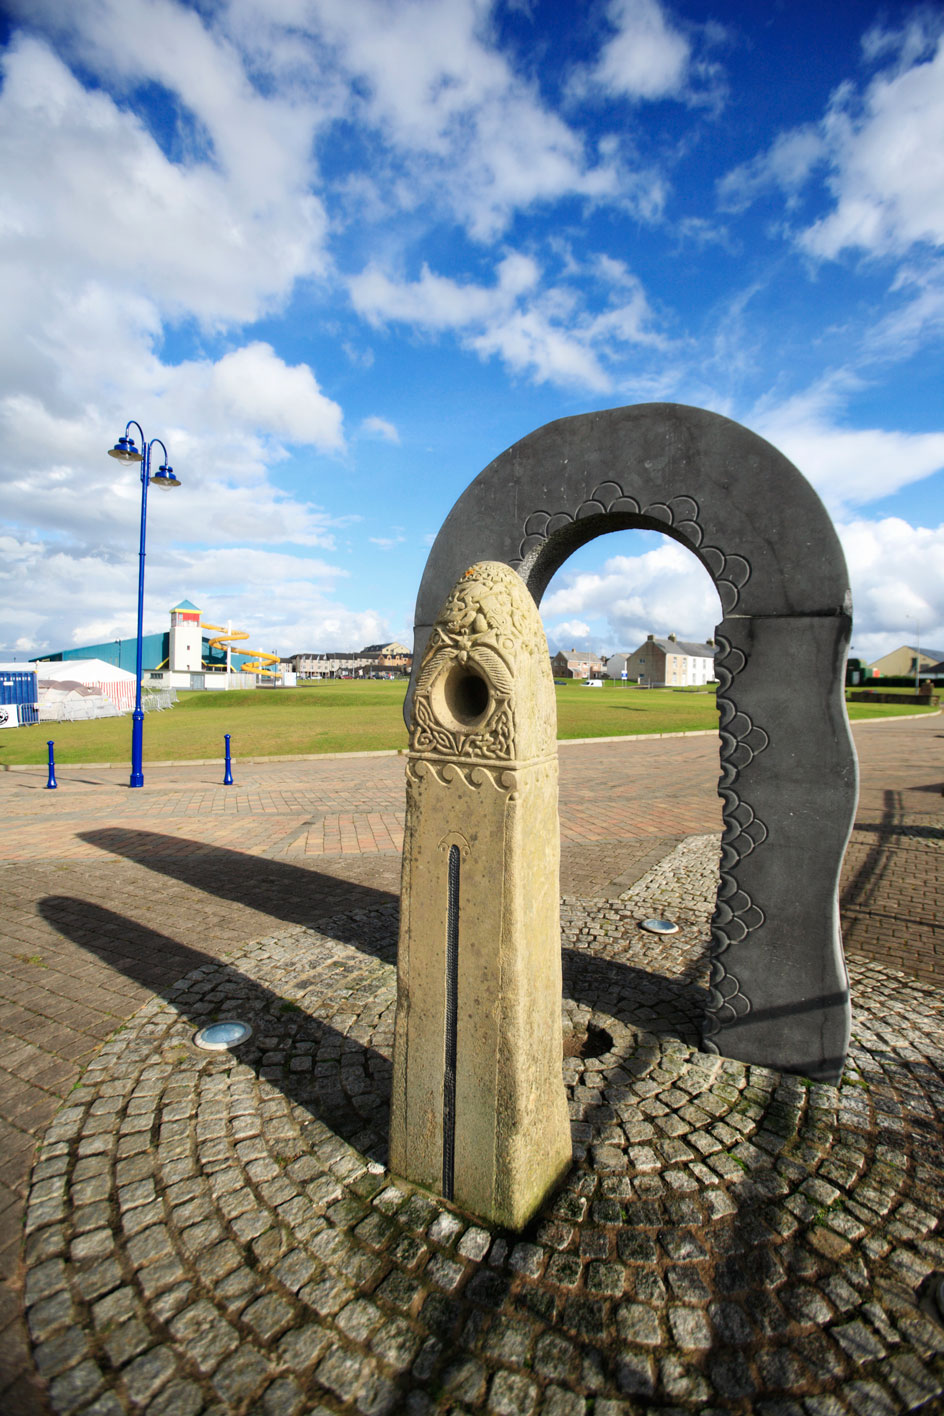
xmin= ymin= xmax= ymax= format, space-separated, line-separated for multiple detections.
xmin=513 ymin=484 xmax=752 ymax=613
xmin=413 ymin=693 xmax=514 ymax=762
xmin=703 ymin=635 xmax=769 ymax=1051
xmin=411 ymin=562 xmax=554 ymax=762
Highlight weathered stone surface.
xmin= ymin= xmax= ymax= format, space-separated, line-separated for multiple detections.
xmin=406 ymin=403 xmax=857 ymax=1082
xmin=704 ymin=615 xmax=856 ymax=1080
xmin=391 ymin=561 xmax=572 ymax=1228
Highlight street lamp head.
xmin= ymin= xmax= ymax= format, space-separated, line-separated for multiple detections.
xmin=107 ymin=434 xmax=143 ymax=463
xmin=150 ymin=464 xmax=181 ymax=489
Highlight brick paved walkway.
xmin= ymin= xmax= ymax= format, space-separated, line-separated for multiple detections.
xmin=0 ymin=717 xmax=940 ymax=1412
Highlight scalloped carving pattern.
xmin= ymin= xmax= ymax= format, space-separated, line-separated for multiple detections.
xmin=513 ymin=486 xmax=752 ymax=613
xmin=410 ymin=759 xmax=517 ymax=793
xmin=703 ymin=634 xmax=770 ymax=1051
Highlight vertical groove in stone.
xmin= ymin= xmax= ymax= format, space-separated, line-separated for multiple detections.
xmin=443 ymin=843 xmax=460 ymax=1201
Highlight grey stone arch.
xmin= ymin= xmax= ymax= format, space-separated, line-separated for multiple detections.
xmin=406 ymin=403 xmax=858 ymax=1084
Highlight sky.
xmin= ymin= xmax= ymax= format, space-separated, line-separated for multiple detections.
xmin=1 ymin=0 xmax=942 ymax=667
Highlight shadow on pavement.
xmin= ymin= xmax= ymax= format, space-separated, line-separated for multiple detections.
xmin=38 ymin=895 xmax=392 ymax=1166
xmin=78 ymin=827 xmax=398 ymax=956
xmin=562 ymin=947 xmax=708 ymax=1048
xmin=840 ymin=788 xmax=899 ymax=913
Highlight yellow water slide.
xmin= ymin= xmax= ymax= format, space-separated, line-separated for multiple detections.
xmin=201 ymin=623 xmax=280 ymax=676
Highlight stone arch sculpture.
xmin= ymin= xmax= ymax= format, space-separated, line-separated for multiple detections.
xmin=405 ymin=403 xmax=858 ymax=1084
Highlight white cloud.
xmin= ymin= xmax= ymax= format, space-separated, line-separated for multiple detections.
xmin=284 ymin=0 xmax=624 ymax=241
xmin=585 ymin=0 xmax=692 ymax=102
xmin=541 ymin=538 xmax=722 ymax=650
xmin=0 ymin=357 xmax=346 ymax=554
xmin=572 ymin=0 xmax=726 ymax=114
xmin=836 ymin=515 xmax=944 ymax=662
xmin=203 ymin=344 xmax=344 ymax=450
xmin=718 ymin=27 xmax=944 ymax=262
xmin=802 ymin=34 xmax=944 ymax=260
xmin=0 ymin=12 xmax=386 ymax=661
xmin=349 ymin=250 xmax=666 ymax=392
xmin=0 ymin=533 xmax=395 ymax=658
xmin=751 ymin=382 xmax=944 ymax=515
xmin=361 ymin=416 xmax=400 ymax=444
xmin=857 ymin=256 xmax=944 ymax=361
xmin=717 ymin=125 xmax=825 ymax=213
xmin=552 ymin=620 xmax=593 ymax=646
xmin=0 ymin=33 xmax=328 ymax=327
xmin=351 ymin=253 xmax=540 ymax=330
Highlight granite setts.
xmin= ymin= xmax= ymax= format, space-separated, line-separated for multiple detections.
xmin=23 ymin=838 xmax=944 ymax=1415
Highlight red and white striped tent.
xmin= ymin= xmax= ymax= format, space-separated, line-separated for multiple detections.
xmin=33 ymin=659 xmax=138 ymax=712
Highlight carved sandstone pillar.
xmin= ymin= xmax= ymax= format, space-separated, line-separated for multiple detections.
xmin=407 ymin=404 xmax=858 ymax=1083
xmin=390 ymin=562 xmax=572 ymax=1228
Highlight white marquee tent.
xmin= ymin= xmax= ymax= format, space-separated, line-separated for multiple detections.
xmin=33 ymin=659 xmax=138 ymax=713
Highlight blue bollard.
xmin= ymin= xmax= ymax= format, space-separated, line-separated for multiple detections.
xmin=223 ymin=734 xmax=233 ymax=786
xmin=46 ymin=740 xmax=58 ymax=790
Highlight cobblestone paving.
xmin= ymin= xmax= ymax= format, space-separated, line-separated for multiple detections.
xmin=841 ymin=812 xmax=944 ymax=989
xmin=22 ymin=843 xmax=944 ymax=1415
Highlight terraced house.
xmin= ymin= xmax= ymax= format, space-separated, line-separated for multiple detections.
xmin=625 ymin=633 xmax=717 ymax=687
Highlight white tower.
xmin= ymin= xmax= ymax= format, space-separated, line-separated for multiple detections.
xmin=169 ymin=600 xmax=202 ymax=673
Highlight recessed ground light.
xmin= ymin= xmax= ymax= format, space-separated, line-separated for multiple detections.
xmin=193 ymin=1020 xmax=252 ymax=1050
xmin=640 ymin=918 xmax=679 ymax=934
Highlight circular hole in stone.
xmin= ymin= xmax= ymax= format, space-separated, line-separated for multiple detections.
xmin=918 ymin=1271 xmax=944 ymax=1326
xmin=437 ymin=662 xmax=491 ymax=728
xmin=563 ymin=1024 xmax=613 ymax=1059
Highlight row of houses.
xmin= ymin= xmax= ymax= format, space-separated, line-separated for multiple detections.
xmin=553 ymin=634 xmax=718 ymax=686
xmin=283 ymin=642 xmax=413 ymax=678
xmin=553 ymin=638 xmax=944 ymax=688
xmin=284 ymin=634 xmax=718 ymax=686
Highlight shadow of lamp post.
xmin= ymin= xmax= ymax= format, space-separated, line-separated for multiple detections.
xmin=107 ymin=420 xmax=181 ymax=788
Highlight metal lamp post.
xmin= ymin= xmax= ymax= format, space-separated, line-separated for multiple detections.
xmin=907 ymin=614 xmax=921 ymax=693
xmin=107 ymin=421 xmax=181 ymax=788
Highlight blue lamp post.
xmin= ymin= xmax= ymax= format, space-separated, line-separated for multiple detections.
xmin=107 ymin=420 xmax=181 ymax=788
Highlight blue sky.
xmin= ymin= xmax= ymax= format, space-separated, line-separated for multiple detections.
xmin=1 ymin=0 xmax=942 ymax=665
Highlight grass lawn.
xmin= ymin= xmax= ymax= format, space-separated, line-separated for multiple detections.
xmin=1 ymin=677 xmax=936 ymax=767
xmin=555 ymin=681 xmax=720 ymax=737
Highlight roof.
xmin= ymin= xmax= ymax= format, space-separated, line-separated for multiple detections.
xmin=173 ymin=599 xmax=200 ymax=612
xmin=643 ymin=639 xmax=716 ymax=658
xmin=871 ymin=644 xmax=944 ymax=664
xmin=27 ymin=658 xmax=137 ymax=684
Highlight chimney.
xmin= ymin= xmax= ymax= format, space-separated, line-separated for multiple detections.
xmin=668 ymin=632 xmax=677 ymax=642
xmin=647 ymin=633 xmax=654 ymax=641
